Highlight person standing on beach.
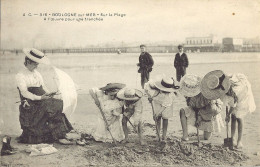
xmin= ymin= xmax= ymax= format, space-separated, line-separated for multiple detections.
xmin=137 ymin=45 xmax=154 ymax=89
xmin=174 ymin=45 xmax=189 ymax=82
xmin=221 ymin=73 xmax=256 ymax=149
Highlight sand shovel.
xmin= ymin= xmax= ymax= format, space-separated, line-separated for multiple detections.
xmin=196 ymin=127 xmax=202 ymax=147
xmin=89 ymin=89 xmax=117 ymax=146
xmin=224 ymin=106 xmax=233 ymax=149
xmin=122 ymin=107 xmax=138 ymax=134
xmin=145 ymin=90 xmax=161 ymax=142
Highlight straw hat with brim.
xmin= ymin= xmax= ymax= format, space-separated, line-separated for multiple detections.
xmin=23 ymin=48 xmax=50 ymax=65
xmin=117 ymin=88 xmax=143 ymax=101
xmin=201 ymin=70 xmax=231 ymax=100
xmin=100 ymin=83 xmax=126 ymax=91
xmin=179 ymin=74 xmax=202 ymax=97
xmin=154 ymin=77 xmax=179 ymax=93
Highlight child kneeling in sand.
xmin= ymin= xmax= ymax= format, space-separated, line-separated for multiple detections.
xmin=89 ymin=83 xmax=126 ymax=143
xmin=222 ymin=73 xmax=256 ymax=149
xmin=144 ymin=77 xmax=179 ymax=143
xmin=180 ymin=73 xmax=224 ymax=141
xmin=116 ymin=88 xmax=145 ymax=145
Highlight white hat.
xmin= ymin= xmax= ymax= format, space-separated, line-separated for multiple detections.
xmin=179 ymin=74 xmax=201 ymax=97
xmin=201 ymin=70 xmax=231 ymax=100
xmin=117 ymin=88 xmax=143 ymax=101
xmin=154 ymin=77 xmax=179 ymax=93
xmin=23 ymin=48 xmax=50 ymax=65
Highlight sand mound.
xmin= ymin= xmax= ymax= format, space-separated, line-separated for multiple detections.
xmin=78 ymin=123 xmax=249 ymax=166
xmin=83 ymin=137 xmax=248 ymax=166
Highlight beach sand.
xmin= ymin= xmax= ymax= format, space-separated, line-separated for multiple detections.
xmin=0 ymin=52 xmax=260 ymax=166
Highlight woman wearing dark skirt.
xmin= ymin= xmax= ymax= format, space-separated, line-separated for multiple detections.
xmin=16 ymin=48 xmax=73 ymax=144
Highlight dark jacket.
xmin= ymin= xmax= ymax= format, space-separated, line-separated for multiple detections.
xmin=138 ymin=52 xmax=154 ymax=72
xmin=174 ymin=52 xmax=189 ymax=68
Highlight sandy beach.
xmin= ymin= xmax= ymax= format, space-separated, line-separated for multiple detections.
xmin=1 ymin=52 xmax=260 ymax=166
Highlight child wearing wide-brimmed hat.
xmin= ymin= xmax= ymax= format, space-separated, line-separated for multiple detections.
xmin=221 ymin=73 xmax=256 ymax=149
xmin=145 ymin=77 xmax=179 ymax=143
xmin=90 ymin=83 xmax=126 ymax=144
xmin=117 ymin=88 xmax=145 ymax=145
xmin=179 ymin=74 xmax=224 ymax=141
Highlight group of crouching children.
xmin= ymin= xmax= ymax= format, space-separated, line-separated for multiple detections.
xmin=88 ymin=70 xmax=256 ymax=149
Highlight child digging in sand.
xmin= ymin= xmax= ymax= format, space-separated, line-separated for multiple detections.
xmin=222 ymin=73 xmax=256 ymax=149
xmin=145 ymin=77 xmax=179 ymax=143
xmin=117 ymin=88 xmax=145 ymax=145
xmin=180 ymin=73 xmax=224 ymax=141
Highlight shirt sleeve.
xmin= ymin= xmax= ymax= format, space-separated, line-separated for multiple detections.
xmin=16 ymin=73 xmax=41 ymax=100
xmin=174 ymin=54 xmax=179 ymax=67
xmin=147 ymin=53 xmax=154 ymax=67
xmin=183 ymin=53 xmax=189 ymax=67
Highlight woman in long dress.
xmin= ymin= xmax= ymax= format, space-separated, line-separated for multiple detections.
xmin=90 ymin=83 xmax=125 ymax=143
xmin=16 ymin=48 xmax=73 ymax=144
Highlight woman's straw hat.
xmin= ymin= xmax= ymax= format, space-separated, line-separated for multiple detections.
xmin=23 ymin=48 xmax=50 ymax=65
xmin=117 ymin=88 xmax=143 ymax=101
xmin=99 ymin=83 xmax=126 ymax=95
xmin=179 ymin=74 xmax=202 ymax=97
xmin=201 ymin=70 xmax=231 ymax=100
xmin=154 ymin=77 xmax=179 ymax=93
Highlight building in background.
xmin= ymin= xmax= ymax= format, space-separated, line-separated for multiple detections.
xmin=184 ymin=35 xmax=221 ymax=52
xmin=222 ymin=38 xmax=243 ymax=52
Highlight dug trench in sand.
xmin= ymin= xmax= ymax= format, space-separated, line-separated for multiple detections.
xmin=77 ymin=123 xmax=249 ymax=166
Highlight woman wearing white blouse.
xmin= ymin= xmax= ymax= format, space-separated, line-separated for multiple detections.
xmin=16 ymin=48 xmax=73 ymax=144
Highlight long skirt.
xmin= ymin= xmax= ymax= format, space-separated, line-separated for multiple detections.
xmin=18 ymin=86 xmax=73 ymax=144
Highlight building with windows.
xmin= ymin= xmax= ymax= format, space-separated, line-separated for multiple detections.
xmin=184 ymin=36 xmax=221 ymax=52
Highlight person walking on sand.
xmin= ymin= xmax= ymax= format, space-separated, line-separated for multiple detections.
xmin=90 ymin=83 xmax=126 ymax=143
xmin=221 ymin=73 xmax=256 ymax=149
xmin=144 ymin=77 xmax=179 ymax=143
xmin=174 ymin=45 xmax=189 ymax=82
xmin=137 ymin=45 xmax=154 ymax=89
xmin=179 ymin=74 xmax=225 ymax=141
xmin=116 ymin=88 xmax=145 ymax=145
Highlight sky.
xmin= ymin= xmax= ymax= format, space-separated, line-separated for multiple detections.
xmin=1 ymin=0 xmax=260 ymax=49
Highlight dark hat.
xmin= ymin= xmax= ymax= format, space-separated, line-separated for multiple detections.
xmin=99 ymin=83 xmax=126 ymax=92
xmin=178 ymin=45 xmax=183 ymax=49
xmin=140 ymin=44 xmax=146 ymax=48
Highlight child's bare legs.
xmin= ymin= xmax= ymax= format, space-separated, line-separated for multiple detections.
xmin=162 ymin=119 xmax=168 ymax=141
xmin=237 ymin=117 xmax=243 ymax=148
xmin=138 ymin=122 xmax=146 ymax=145
xmin=231 ymin=114 xmax=237 ymax=146
xmin=180 ymin=109 xmax=189 ymax=140
xmin=203 ymin=131 xmax=212 ymax=140
xmin=156 ymin=116 xmax=162 ymax=140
